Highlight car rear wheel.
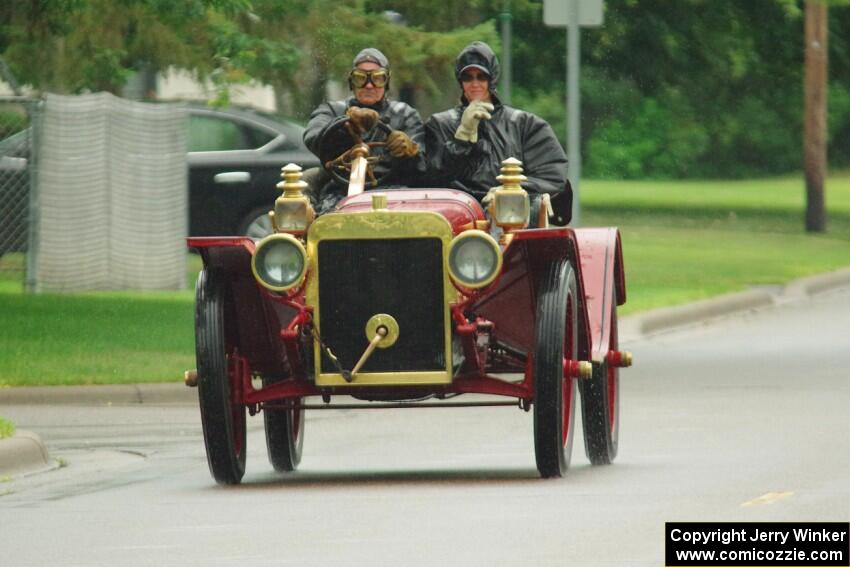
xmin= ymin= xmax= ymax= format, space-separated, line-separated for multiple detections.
xmin=533 ymin=259 xmax=578 ymax=478
xmin=263 ymin=377 xmax=304 ymax=472
xmin=239 ymin=207 xmax=274 ymax=240
xmin=580 ymin=307 xmax=620 ymax=464
xmin=196 ymin=269 xmax=247 ymax=485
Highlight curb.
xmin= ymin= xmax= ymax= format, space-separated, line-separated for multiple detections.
xmin=0 ymin=430 xmax=56 ymax=479
xmin=0 ymin=382 xmax=196 ymax=407
xmin=620 ymin=266 xmax=850 ymax=343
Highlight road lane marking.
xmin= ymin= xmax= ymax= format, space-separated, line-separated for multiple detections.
xmin=740 ymin=491 xmax=794 ymax=507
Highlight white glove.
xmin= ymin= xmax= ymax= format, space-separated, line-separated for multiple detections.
xmin=454 ymin=101 xmax=494 ymax=143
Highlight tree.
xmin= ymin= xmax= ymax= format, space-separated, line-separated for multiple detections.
xmin=0 ymin=0 xmax=296 ymax=98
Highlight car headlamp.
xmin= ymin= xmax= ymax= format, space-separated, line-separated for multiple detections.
xmin=251 ymin=234 xmax=308 ymax=292
xmin=447 ymin=230 xmax=502 ymax=289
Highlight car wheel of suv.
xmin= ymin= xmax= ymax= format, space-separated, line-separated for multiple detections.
xmin=263 ymin=377 xmax=304 ymax=472
xmin=580 ymin=307 xmax=620 ymax=464
xmin=533 ymin=259 xmax=578 ymax=479
xmin=196 ymin=269 xmax=247 ymax=485
xmin=239 ymin=207 xmax=274 ymax=240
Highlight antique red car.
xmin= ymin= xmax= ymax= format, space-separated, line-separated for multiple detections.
xmin=187 ymin=125 xmax=631 ymax=484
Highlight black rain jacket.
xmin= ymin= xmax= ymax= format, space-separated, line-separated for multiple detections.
xmin=303 ymin=97 xmax=426 ymax=211
xmin=424 ymin=95 xmax=568 ymax=200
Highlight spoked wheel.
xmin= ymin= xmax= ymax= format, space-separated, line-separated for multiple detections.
xmin=195 ymin=269 xmax=247 ymax=485
xmin=533 ymin=259 xmax=579 ymax=478
xmin=580 ymin=307 xmax=620 ymax=464
xmin=263 ymin=376 xmax=304 ymax=472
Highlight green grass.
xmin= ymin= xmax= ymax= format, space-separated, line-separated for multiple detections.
xmin=0 ymin=254 xmax=199 ymax=386
xmin=582 ymin=173 xmax=850 ymax=313
xmin=0 ymin=417 xmax=14 ymax=439
xmin=0 ymin=173 xmax=849 ymax=386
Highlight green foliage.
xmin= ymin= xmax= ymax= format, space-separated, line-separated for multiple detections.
xmin=0 ymin=417 xmax=14 ymax=440
xmin=4 ymin=0 xmax=850 ymax=177
xmin=0 ymin=0 xmax=289 ymax=95
xmin=0 ymin=109 xmax=29 ymax=139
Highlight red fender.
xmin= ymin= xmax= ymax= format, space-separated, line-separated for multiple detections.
xmin=572 ymin=227 xmax=626 ymax=363
xmin=187 ymin=237 xmax=293 ymax=376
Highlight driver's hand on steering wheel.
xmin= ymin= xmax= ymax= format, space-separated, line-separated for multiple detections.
xmin=386 ymin=130 xmax=419 ymax=158
xmin=345 ymin=106 xmax=380 ymax=135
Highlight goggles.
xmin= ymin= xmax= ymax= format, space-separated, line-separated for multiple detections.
xmin=349 ymin=69 xmax=389 ymax=89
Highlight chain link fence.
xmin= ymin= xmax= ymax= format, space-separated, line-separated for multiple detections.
xmin=0 ymin=96 xmax=38 ymax=281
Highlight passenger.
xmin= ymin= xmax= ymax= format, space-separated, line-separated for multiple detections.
xmin=303 ymin=48 xmax=426 ymax=214
xmin=424 ymin=41 xmax=570 ymax=221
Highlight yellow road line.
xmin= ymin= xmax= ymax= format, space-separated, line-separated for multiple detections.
xmin=740 ymin=491 xmax=794 ymax=507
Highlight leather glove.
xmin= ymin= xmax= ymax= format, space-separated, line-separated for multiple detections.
xmin=386 ymin=130 xmax=419 ymax=158
xmin=454 ymin=100 xmax=494 ymax=143
xmin=346 ymin=106 xmax=379 ymax=135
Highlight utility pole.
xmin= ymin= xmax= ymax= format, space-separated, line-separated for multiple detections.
xmin=804 ymin=0 xmax=828 ymax=233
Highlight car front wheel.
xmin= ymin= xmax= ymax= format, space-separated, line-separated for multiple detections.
xmin=195 ymin=269 xmax=247 ymax=485
xmin=533 ymin=259 xmax=578 ymax=478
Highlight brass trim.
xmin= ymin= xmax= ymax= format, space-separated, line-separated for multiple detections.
xmin=371 ymin=193 xmax=388 ymax=210
xmin=317 ymin=371 xmax=451 ymax=387
xmin=307 ymin=210 xmax=457 ymax=386
xmin=446 ymin=230 xmax=503 ymax=290
xmin=365 ymin=313 xmax=399 ymax=348
xmin=492 ymin=157 xmax=530 ymax=232
xmin=273 ymin=163 xmax=315 ymax=234
xmin=251 ymin=233 xmax=308 ymax=292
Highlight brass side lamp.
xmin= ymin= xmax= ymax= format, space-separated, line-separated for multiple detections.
xmin=271 ymin=163 xmax=315 ymax=236
xmin=490 ymin=157 xmax=530 ymax=233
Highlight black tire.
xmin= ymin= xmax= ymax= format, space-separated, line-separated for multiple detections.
xmin=263 ymin=376 xmax=304 ymax=472
xmin=238 ymin=207 xmax=274 ymax=240
xmin=580 ymin=308 xmax=620 ymax=464
xmin=196 ymin=269 xmax=247 ymax=485
xmin=533 ymin=259 xmax=579 ymax=478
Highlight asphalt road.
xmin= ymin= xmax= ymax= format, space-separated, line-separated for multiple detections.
xmin=1 ymin=288 xmax=849 ymax=567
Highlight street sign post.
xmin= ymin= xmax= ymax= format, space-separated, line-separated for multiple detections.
xmin=544 ymin=0 xmax=604 ymax=226
xmin=544 ymin=0 xmax=604 ymax=27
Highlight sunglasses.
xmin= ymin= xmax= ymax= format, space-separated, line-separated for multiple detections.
xmin=350 ymin=69 xmax=389 ymax=89
xmin=461 ymin=72 xmax=489 ymax=83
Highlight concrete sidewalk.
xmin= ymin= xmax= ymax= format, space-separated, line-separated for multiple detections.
xmin=2 ymin=266 xmax=850 ymax=479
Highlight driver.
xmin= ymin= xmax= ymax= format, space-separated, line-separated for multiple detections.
xmin=303 ymin=48 xmax=426 ymax=213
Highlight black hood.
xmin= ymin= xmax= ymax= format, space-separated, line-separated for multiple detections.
xmin=454 ymin=41 xmax=500 ymax=87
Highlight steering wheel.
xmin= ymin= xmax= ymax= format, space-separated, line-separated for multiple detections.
xmin=322 ymin=118 xmax=396 ymax=188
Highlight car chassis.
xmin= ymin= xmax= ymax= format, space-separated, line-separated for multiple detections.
xmin=188 ymin=123 xmax=631 ymax=484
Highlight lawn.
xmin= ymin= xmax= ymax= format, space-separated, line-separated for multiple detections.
xmin=1 ymin=173 xmax=849 ymax=386
xmin=582 ymin=173 xmax=850 ymax=312
xmin=0 ymin=417 xmax=14 ymax=439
